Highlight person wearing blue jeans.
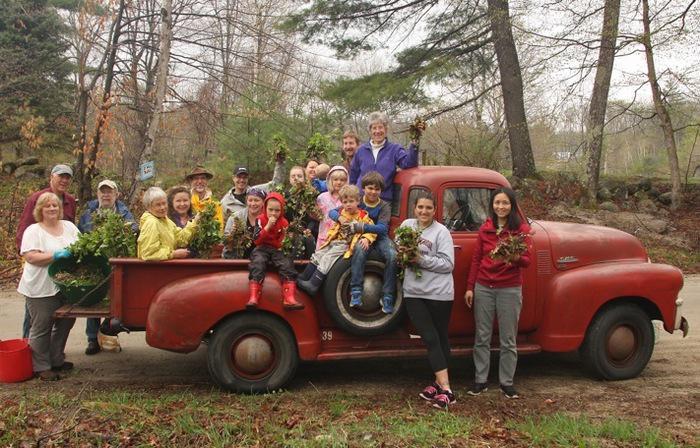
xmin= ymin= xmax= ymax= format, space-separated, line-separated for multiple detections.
xmin=78 ymin=179 xmax=137 ymax=355
xmin=328 ymin=171 xmax=397 ymax=314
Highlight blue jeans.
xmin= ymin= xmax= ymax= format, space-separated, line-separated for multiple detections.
xmin=350 ymin=236 xmax=397 ymax=299
xmin=86 ymin=318 xmax=102 ymax=342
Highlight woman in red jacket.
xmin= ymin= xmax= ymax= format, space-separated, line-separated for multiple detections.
xmin=464 ymin=187 xmax=531 ymax=399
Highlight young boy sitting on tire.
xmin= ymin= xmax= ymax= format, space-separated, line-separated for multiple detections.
xmin=327 ymin=171 xmax=398 ymax=313
xmin=297 ymin=185 xmax=376 ymax=296
xmin=247 ymin=192 xmax=304 ymax=310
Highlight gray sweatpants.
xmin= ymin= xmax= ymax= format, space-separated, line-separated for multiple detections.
xmin=26 ymin=295 xmax=76 ymax=372
xmin=472 ymin=283 xmax=522 ymax=386
xmin=311 ymin=240 xmax=348 ymax=274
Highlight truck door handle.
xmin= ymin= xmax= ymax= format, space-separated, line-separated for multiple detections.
xmin=453 ymin=246 xmax=462 ymax=251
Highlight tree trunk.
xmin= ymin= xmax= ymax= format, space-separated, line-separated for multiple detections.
xmin=486 ymin=0 xmax=536 ymax=178
xmin=78 ymin=0 xmax=126 ymax=204
xmin=641 ymin=0 xmax=682 ymax=209
xmin=585 ymin=0 xmax=621 ymax=206
xmin=141 ymin=0 xmax=173 ymax=162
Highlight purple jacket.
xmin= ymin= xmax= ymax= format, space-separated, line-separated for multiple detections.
xmin=349 ymin=140 xmax=419 ymax=201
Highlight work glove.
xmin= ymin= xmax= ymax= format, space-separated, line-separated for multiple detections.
xmin=349 ymin=222 xmax=365 ymax=234
xmin=52 ymin=249 xmax=72 ymax=261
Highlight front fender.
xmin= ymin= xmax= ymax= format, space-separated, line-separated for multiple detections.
xmin=145 ymin=271 xmax=321 ymax=359
xmin=532 ymin=262 xmax=683 ymax=352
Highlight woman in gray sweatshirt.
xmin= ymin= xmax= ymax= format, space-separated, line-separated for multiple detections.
xmin=397 ymin=191 xmax=455 ymax=410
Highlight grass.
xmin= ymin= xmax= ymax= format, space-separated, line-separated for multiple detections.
xmin=0 ymin=388 xmax=686 ymax=447
xmin=513 ymin=414 xmax=679 ymax=447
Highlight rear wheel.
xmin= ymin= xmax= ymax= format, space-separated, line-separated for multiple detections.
xmin=207 ymin=313 xmax=298 ymax=393
xmin=580 ymin=303 xmax=654 ymax=380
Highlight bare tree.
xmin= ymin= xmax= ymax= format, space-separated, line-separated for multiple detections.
xmin=640 ymin=0 xmax=687 ymax=209
xmin=486 ymin=0 xmax=536 ymax=178
xmin=584 ymin=0 xmax=621 ymax=205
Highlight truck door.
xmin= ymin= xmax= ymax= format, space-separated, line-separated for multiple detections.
xmin=438 ymin=183 xmax=537 ymax=336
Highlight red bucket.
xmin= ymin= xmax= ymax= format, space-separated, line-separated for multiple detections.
xmin=0 ymin=339 xmax=34 ymax=383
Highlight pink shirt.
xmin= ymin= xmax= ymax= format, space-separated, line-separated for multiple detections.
xmin=316 ymin=192 xmax=341 ymax=249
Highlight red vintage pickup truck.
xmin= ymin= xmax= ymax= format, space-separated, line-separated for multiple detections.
xmin=61 ymin=166 xmax=688 ymax=392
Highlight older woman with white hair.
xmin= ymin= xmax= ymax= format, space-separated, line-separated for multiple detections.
xmin=349 ymin=111 xmax=420 ymax=203
xmin=17 ymin=192 xmax=80 ymax=381
xmin=137 ymin=187 xmax=198 ymax=260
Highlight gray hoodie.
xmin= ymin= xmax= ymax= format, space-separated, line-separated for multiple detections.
xmin=398 ymin=219 xmax=455 ymax=301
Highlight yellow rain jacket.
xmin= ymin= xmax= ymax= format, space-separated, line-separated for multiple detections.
xmin=320 ymin=208 xmax=377 ymax=258
xmin=137 ymin=212 xmax=197 ymax=260
xmin=191 ymin=189 xmax=224 ymax=230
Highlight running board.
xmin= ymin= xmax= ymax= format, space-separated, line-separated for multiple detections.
xmin=316 ymin=343 xmax=541 ymax=361
xmin=54 ymin=304 xmax=110 ymax=319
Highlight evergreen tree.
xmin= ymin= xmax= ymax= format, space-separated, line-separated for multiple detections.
xmin=0 ymin=0 xmax=73 ymax=154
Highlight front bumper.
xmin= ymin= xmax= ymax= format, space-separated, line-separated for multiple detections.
xmin=674 ymin=297 xmax=689 ymax=337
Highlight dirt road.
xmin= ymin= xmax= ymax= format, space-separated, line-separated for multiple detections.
xmin=1 ymin=276 xmax=698 ymax=440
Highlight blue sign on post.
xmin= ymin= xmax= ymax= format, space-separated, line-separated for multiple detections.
xmin=139 ymin=161 xmax=155 ymax=181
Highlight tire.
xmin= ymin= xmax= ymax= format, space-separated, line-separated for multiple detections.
xmin=207 ymin=313 xmax=298 ymax=393
xmin=322 ymin=254 xmax=404 ymax=336
xmin=579 ymin=303 xmax=654 ymax=380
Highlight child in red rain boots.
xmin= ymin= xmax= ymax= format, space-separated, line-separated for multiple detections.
xmin=247 ymin=192 xmax=303 ymax=310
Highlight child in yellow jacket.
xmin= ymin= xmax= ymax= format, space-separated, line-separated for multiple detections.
xmin=297 ymin=185 xmax=375 ymax=296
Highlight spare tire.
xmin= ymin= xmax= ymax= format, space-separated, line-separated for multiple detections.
xmin=322 ymin=253 xmax=404 ymax=336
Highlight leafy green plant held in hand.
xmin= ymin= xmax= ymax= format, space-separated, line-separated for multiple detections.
xmin=408 ymin=116 xmax=427 ymax=141
xmin=281 ymin=219 xmax=306 ymax=257
xmin=224 ymin=216 xmax=253 ymax=258
xmin=269 ymin=133 xmax=289 ymax=162
xmin=395 ymin=226 xmax=423 ymax=280
xmin=68 ymin=210 xmax=137 ymax=262
xmin=306 ymin=132 xmax=334 ymax=162
xmin=189 ymin=202 xmax=223 ymax=258
xmin=490 ymin=231 xmax=529 ymax=263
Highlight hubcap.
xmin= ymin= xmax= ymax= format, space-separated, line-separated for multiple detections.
xmin=354 ymin=273 xmax=383 ymax=312
xmin=606 ymin=325 xmax=637 ymax=364
xmin=231 ymin=335 xmax=274 ymax=378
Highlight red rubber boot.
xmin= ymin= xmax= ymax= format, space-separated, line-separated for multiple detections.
xmin=282 ymin=281 xmax=304 ymax=310
xmin=247 ymin=281 xmax=262 ymax=309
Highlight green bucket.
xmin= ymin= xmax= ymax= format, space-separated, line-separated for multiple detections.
xmin=49 ymin=255 xmax=111 ymax=306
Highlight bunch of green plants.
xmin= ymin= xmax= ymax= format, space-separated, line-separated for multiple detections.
xmin=306 ymin=132 xmax=334 ymax=161
xmin=281 ymin=219 xmax=307 ymax=257
xmin=395 ymin=226 xmax=423 ymax=280
xmin=268 ymin=133 xmax=290 ymax=162
xmin=69 ymin=210 xmax=137 ymax=262
xmin=490 ymin=232 xmax=529 ymax=263
xmin=285 ymin=182 xmax=322 ymax=221
xmin=224 ymin=215 xmax=253 ymax=258
xmin=409 ymin=116 xmax=427 ymax=141
xmin=188 ymin=202 xmax=223 ymax=258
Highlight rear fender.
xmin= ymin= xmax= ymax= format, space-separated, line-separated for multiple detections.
xmin=532 ymin=262 xmax=683 ymax=352
xmin=145 ymin=271 xmax=321 ymax=359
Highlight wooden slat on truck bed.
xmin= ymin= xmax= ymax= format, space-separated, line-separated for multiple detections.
xmin=54 ymin=304 xmax=110 ymax=319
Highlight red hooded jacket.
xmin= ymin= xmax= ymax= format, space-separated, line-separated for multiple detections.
xmin=254 ymin=192 xmax=289 ymax=249
xmin=467 ymin=217 xmax=532 ymax=291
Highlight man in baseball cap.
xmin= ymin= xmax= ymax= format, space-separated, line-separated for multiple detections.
xmin=78 ymin=178 xmax=137 ymax=355
xmin=221 ymin=160 xmax=285 ymax=217
xmin=16 ymin=163 xmax=78 ymax=338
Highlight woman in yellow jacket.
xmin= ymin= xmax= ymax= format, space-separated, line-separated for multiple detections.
xmin=138 ymin=187 xmax=199 ymax=260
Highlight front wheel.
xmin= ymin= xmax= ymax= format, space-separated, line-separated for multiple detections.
xmin=207 ymin=313 xmax=298 ymax=393
xmin=579 ymin=303 xmax=654 ymax=380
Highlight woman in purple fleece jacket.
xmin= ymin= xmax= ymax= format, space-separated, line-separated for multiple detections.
xmin=349 ymin=111 xmax=420 ymax=202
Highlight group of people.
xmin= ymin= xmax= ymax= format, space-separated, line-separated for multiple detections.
xmin=15 ymin=110 xmax=531 ymax=411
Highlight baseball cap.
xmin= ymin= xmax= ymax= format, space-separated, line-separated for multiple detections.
xmin=51 ymin=164 xmax=73 ymax=177
xmin=98 ymin=179 xmax=118 ymax=190
xmin=234 ymin=166 xmax=249 ymax=176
